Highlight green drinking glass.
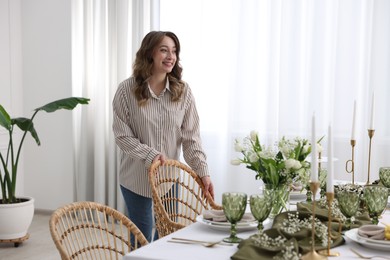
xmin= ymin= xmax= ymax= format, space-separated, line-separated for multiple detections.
xmin=222 ymin=192 xmax=247 ymax=243
xmin=379 ymin=167 xmax=390 ymax=196
xmin=363 ymin=185 xmax=388 ymax=225
xmin=250 ymin=194 xmax=272 ymax=232
xmin=337 ymin=190 xmax=360 ymax=230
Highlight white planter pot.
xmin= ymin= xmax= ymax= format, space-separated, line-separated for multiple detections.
xmin=0 ymin=197 xmax=35 ymax=240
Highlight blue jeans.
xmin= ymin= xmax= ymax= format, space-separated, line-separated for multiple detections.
xmin=120 ymin=185 xmax=158 ymax=243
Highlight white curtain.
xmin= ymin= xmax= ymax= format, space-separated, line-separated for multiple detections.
xmin=71 ymin=0 xmax=158 ymax=211
xmin=160 ymin=0 xmax=390 ymax=203
xmin=71 ymin=0 xmax=390 ymax=208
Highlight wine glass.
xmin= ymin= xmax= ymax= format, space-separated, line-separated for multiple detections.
xmin=363 ymin=185 xmax=388 ymax=225
xmin=222 ymin=192 xmax=247 ymax=243
xmin=250 ymin=194 xmax=272 ymax=232
xmin=379 ymin=167 xmax=390 ymax=196
xmin=337 ymin=189 xmax=360 ymax=230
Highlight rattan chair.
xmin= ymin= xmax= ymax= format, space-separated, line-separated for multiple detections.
xmin=148 ymin=159 xmax=222 ymax=238
xmin=49 ymin=201 xmax=148 ymax=260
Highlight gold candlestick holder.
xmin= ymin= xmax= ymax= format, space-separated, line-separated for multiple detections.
xmin=319 ymin=192 xmax=340 ymax=257
xmin=345 ymin=139 xmax=356 ymax=185
xmin=302 ymin=181 xmax=327 ymax=260
xmin=366 ymin=129 xmax=375 ymax=185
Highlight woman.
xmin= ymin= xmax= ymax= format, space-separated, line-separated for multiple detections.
xmin=112 ymin=31 xmax=214 ymax=242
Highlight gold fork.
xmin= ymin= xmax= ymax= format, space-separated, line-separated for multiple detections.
xmin=169 ymin=237 xmax=233 ymax=247
xmin=350 ymin=248 xmax=390 ymax=259
xmin=168 ymin=240 xmax=223 ymax=247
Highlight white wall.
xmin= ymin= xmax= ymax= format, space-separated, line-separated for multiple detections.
xmin=21 ymin=0 xmax=74 ymax=210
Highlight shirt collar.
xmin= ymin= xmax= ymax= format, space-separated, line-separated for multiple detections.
xmin=148 ymin=77 xmax=171 ymax=98
xmin=165 ymin=77 xmax=171 ymax=92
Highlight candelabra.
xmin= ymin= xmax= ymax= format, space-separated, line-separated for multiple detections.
xmin=302 ymin=182 xmax=327 ymax=260
xmin=345 ymin=139 xmax=356 ymax=185
xmin=319 ymin=192 xmax=340 ymax=257
xmin=366 ymin=129 xmax=375 ymax=185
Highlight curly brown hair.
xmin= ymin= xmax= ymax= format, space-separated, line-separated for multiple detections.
xmin=133 ymin=31 xmax=184 ymax=105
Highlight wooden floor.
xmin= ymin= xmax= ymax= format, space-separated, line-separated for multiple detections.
xmin=0 ymin=210 xmax=59 ymax=260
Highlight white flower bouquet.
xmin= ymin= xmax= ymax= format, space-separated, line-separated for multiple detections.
xmin=231 ymin=131 xmax=321 ymax=188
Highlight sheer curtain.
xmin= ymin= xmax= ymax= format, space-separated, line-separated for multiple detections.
xmin=71 ymin=0 xmax=158 ymax=210
xmin=160 ymin=0 xmax=390 ymax=203
xmin=71 ymin=0 xmax=390 ymax=208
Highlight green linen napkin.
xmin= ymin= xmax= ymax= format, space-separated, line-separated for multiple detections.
xmin=231 ymin=200 xmax=371 ymax=260
xmin=231 ymin=228 xmax=301 ymax=260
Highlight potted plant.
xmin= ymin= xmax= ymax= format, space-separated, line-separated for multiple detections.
xmin=0 ymin=97 xmax=89 ymax=241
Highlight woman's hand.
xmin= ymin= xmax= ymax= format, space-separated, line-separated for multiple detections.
xmin=201 ymin=176 xmax=215 ymax=200
xmin=152 ymin=154 xmax=166 ymax=166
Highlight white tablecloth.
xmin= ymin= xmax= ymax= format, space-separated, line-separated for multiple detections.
xmin=124 ymin=209 xmax=390 ymax=260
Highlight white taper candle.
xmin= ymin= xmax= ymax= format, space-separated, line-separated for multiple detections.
xmin=311 ymin=113 xmax=318 ymax=182
xmin=351 ymin=100 xmax=356 ymax=140
xmin=369 ymin=93 xmax=375 ymax=129
xmin=327 ymin=123 xmax=334 ymax=193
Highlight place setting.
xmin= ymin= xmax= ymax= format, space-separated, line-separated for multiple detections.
xmin=345 ymin=224 xmax=390 ymax=252
xmin=195 ymin=190 xmax=276 ymax=235
xmin=343 ymin=183 xmax=390 ymax=252
xmin=169 ymin=191 xmax=272 ymax=247
xmin=290 ymin=183 xmax=308 ymax=201
xmin=195 ymin=196 xmax=261 ymax=232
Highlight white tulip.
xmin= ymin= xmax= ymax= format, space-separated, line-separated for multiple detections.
xmin=293 ymin=160 xmax=302 ymax=170
xmin=249 ymin=152 xmax=259 ymax=163
xmin=250 ymin=130 xmax=258 ymax=141
xmin=234 ymin=140 xmax=244 ymax=152
xmin=281 ymin=146 xmax=290 ymax=156
xmin=230 ymin=159 xmax=242 ymax=165
xmin=285 ymin=158 xmax=301 ymax=170
xmin=302 ymin=144 xmax=310 ymax=154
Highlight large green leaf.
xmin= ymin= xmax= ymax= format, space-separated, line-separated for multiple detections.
xmin=12 ymin=117 xmax=40 ymax=145
xmin=0 ymin=105 xmax=12 ymax=131
xmin=34 ymin=97 xmax=90 ymax=113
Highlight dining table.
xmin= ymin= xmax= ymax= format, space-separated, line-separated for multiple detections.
xmin=123 ymin=202 xmax=390 ymax=260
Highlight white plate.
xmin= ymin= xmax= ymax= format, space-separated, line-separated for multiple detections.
xmin=199 ymin=213 xmax=255 ymax=226
xmin=290 ymin=191 xmax=307 ymax=200
xmin=345 ymin=228 xmax=390 ymax=251
xmin=196 ymin=215 xmax=261 ymax=231
xmin=357 ymin=233 xmax=390 ymax=246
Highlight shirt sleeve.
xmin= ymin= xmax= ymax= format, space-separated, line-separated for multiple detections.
xmin=181 ymin=85 xmax=209 ymax=178
xmin=112 ymin=82 xmax=160 ymax=168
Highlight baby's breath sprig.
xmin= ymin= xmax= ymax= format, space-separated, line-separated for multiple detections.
xmin=250 ymin=231 xmax=287 ymax=249
xmin=250 ymin=231 xmax=302 ymax=260
xmin=280 ymin=212 xmax=329 ymax=247
xmin=273 ymin=244 xmax=301 ymax=260
xmin=334 ymin=183 xmax=364 ymax=196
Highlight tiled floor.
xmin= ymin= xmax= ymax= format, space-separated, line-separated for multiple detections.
xmin=0 ymin=210 xmax=59 ymax=260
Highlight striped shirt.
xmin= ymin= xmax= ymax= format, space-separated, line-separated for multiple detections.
xmin=112 ymin=77 xmax=209 ymax=198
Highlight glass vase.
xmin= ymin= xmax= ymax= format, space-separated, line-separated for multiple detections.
xmin=262 ymin=183 xmax=290 ymax=218
xmin=305 ymin=185 xmax=312 ymax=202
